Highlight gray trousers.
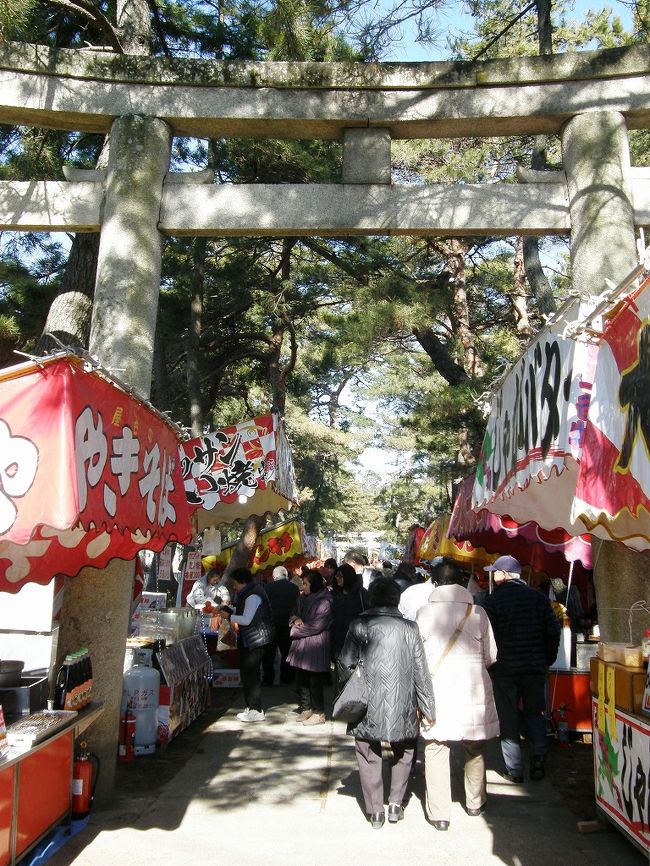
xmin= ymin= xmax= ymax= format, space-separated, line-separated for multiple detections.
xmin=424 ymin=740 xmax=486 ymax=821
xmin=354 ymin=739 xmax=415 ymax=815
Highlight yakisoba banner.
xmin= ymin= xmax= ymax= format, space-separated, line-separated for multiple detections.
xmin=0 ymin=356 xmax=192 ymax=592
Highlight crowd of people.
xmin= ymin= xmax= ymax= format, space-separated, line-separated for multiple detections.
xmin=188 ymin=551 xmax=561 ymax=830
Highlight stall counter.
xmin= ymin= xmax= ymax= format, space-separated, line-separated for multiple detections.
xmin=0 ymin=703 xmax=103 ymax=866
xmin=592 ymin=698 xmax=650 ymax=855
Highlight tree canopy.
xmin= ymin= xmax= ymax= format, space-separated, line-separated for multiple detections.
xmin=0 ymin=0 xmax=646 ymax=549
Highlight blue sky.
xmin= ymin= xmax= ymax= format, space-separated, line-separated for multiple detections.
xmin=379 ymin=0 xmax=635 ymax=61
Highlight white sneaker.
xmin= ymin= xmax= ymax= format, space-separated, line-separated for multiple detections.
xmin=237 ymin=709 xmax=265 ymax=722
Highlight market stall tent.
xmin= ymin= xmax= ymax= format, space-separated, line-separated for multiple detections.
xmin=0 ymin=355 xmax=192 ymax=594
xmin=418 ymin=512 xmax=496 ymax=570
xmin=211 ymin=519 xmax=314 ymax=575
xmin=471 ymin=293 xmax=599 ymax=538
xmin=572 ymin=274 xmax=650 ymax=549
xmin=449 ymin=475 xmax=592 ymax=577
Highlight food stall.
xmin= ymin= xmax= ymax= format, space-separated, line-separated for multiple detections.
xmin=448 ymin=474 xmax=596 ymax=733
xmin=0 ymin=353 xmax=193 ymax=862
xmin=467 ymin=273 xmax=650 ymax=854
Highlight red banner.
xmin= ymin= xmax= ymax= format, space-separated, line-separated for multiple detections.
xmin=0 ymin=356 xmax=192 ymax=592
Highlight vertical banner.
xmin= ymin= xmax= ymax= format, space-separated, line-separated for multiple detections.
xmin=178 ymin=551 xmax=202 ymax=607
xmin=158 ymin=545 xmax=173 ymax=582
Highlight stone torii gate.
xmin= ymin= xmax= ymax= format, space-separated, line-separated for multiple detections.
xmin=1 ymin=41 xmax=650 ymax=797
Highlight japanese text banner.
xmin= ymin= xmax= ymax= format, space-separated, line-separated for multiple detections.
xmin=180 ymin=414 xmax=299 ymax=530
xmin=472 ymin=295 xmax=598 ymax=534
xmin=573 ymin=275 xmax=650 ymax=549
xmin=0 ymin=357 xmax=192 ymax=592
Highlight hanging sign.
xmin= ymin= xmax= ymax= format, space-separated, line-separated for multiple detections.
xmin=180 ymin=414 xmax=298 ymax=530
xmin=0 ymin=356 xmax=192 ymax=593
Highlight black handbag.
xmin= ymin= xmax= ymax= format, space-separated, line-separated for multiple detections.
xmin=332 ymin=661 xmax=368 ymax=723
xmin=332 ymin=621 xmax=368 ymax=724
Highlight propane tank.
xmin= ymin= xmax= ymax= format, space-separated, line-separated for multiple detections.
xmin=72 ymin=741 xmax=98 ymax=817
xmin=117 ymin=703 xmax=136 ymax=762
xmin=122 ymin=650 xmax=160 ymax=756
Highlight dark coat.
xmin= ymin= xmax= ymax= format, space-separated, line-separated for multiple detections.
xmin=336 ymin=607 xmax=435 ymax=743
xmin=478 ymin=579 xmax=561 ymax=676
xmin=330 ymin=585 xmax=369 ymax=660
xmin=235 ymin=583 xmax=275 ymax=650
xmin=287 ymin=588 xmax=333 ymax=673
xmin=265 ymin=578 xmax=301 ymax=629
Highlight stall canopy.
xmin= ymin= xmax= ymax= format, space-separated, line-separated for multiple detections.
xmin=471 ymin=293 xmax=599 ymax=536
xmin=211 ymin=519 xmax=311 ymax=574
xmin=449 ymin=474 xmax=592 ymax=576
xmin=418 ymin=512 xmax=496 ymax=569
xmin=180 ymin=414 xmax=298 ymax=532
xmin=572 ymin=274 xmax=650 ymax=549
xmin=0 ymin=355 xmax=192 ymax=593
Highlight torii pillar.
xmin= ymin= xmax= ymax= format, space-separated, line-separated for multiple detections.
xmin=562 ymin=110 xmax=650 ymax=645
xmin=55 ymin=114 xmax=172 ymax=802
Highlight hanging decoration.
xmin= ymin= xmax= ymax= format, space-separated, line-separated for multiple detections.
xmin=572 ymin=274 xmax=650 ymax=549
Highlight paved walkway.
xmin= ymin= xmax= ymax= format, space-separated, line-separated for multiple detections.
xmin=49 ymin=685 xmax=646 ymax=866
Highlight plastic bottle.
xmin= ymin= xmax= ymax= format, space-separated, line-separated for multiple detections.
xmin=53 ymin=656 xmax=71 ymax=710
xmin=642 ymin=630 xmax=650 ymax=666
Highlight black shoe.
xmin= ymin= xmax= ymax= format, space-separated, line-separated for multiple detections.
xmin=387 ymin=804 xmax=404 ymax=823
xmin=429 ymin=819 xmax=449 ymax=831
xmin=530 ymin=758 xmax=545 ymax=781
xmin=502 ymin=770 xmax=524 ymax=783
xmin=466 ymin=804 xmax=485 ymax=817
xmin=370 ymin=811 xmax=385 ymax=829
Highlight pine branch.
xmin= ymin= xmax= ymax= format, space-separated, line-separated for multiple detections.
xmin=48 ymin=0 xmax=124 ymax=52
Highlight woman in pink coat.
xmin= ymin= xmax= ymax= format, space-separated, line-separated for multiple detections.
xmin=416 ymin=557 xmax=499 ymax=831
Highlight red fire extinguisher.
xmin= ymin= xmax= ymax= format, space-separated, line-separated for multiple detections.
xmin=117 ymin=705 xmax=136 ymax=762
xmin=72 ymin=741 xmax=99 ymax=818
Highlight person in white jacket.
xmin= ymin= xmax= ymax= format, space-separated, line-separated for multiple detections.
xmin=186 ymin=568 xmax=230 ymax=609
xmin=416 ymin=557 xmax=499 ymax=831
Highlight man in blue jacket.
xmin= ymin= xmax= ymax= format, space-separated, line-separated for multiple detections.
xmin=478 ymin=556 xmax=561 ymax=783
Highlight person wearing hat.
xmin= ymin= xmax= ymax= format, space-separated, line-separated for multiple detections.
xmin=478 ymin=555 xmax=561 ymax=783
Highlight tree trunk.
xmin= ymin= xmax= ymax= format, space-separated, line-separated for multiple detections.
xmin=412 ymin=326 xmax=469 ymax=386
xmin=512 ymin=237 xmax=533 ymax=335
xmin=36 ymin=232 xmax=97 ymax=352
xmin=116 ymin=0 xmax=151 ymax=54
xmin=187 ymin=236 xmax=207 ymax=436
xmin=446 ymin=242 xmax=484 ymax=378
xmin=223 ymin=514 xmax=267 ymax=578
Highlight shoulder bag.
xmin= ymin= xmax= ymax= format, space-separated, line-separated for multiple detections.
xmin=332 ymin=622 xmax=369 ymax=724
xmin=429 ymin=603 xmax=473 ymax=676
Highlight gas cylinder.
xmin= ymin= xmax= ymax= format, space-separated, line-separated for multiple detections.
xmin=122 ymin=652 xmax=160 ymax=756
xmin=72 ymin=741 xmax=99 ymax=817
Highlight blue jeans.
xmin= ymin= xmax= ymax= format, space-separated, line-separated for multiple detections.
xmin=491 ymin=673 xmax=547 ymax=775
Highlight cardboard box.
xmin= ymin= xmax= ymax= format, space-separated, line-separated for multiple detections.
xmin=211 ymin=669 xmax=240 ymax=688
xmin=589 ymin=656 xmax=646 ymax=714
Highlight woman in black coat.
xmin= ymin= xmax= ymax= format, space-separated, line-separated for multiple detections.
xmin=336 ymin=578 xmax=435 ymax=829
